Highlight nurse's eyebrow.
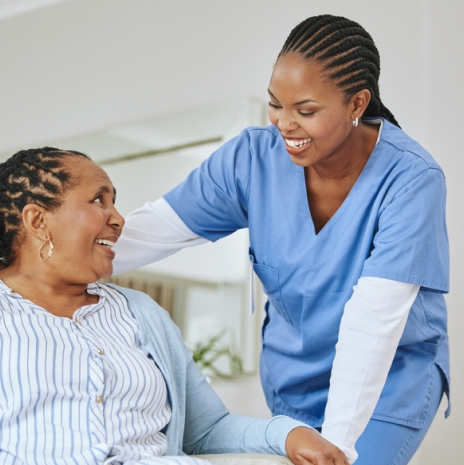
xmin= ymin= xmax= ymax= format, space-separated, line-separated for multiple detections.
xmin=293 ymin=98 xmax=318 ymax=105
xmin=267 ymin=90 xmax=317 ymax=106
xmin=267 ymin=90 xmax=279 ymax=101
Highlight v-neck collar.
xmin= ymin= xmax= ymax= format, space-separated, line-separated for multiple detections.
xmin=285 ymin=118 xmax=384 ymax=239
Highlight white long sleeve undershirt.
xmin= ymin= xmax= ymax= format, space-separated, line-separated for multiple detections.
xmin=112 ymin=198 xmax=420 ymax=464
xmin=321 ymin=278 xmax=419 ymax=463
xmin=113 ymin=198 xmax=207 ymax=276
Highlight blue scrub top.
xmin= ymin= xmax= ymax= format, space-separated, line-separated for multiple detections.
xmin=164 ymin=118 xmax=449 ymax=429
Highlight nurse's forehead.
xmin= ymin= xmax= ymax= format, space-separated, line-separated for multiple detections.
xmin=272 ymin=53 xmax=324 ymax=80
xmin=271 ymin=55 xmax=339 ymax=89
xmin=268 ymin=88 xmax=318 ymax=105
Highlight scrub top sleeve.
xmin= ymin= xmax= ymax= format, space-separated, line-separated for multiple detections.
xmin=361 ymin=168 xmax=449 ymax=292
xmin=164 ymin=130 xmax=252 ymax=242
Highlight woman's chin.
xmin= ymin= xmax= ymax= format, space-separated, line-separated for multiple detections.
xmin=97 ymin=265 xmax=114 ymax=280
xmin=90 ymin=256 xmax=115 ymax=281
xmin=67 ymin=264 xmax=114 ymax=284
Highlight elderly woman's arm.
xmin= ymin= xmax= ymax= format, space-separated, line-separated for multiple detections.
xmin=181 ymin=339 xmax=348 ymax=465
xmin=182 ymin=352 xmax=308 ymax=456
xmin=176 ymin=306 xmax=348 ymax=464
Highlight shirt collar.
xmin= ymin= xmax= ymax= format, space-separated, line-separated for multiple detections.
xmin=0 ymin=279 xmax=107 ymax=317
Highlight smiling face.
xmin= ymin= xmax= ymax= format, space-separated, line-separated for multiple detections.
xmin=43 ymin=157 xmax=124 ymax=284
xmin=268 ymin=53 xmax=359 ymax=168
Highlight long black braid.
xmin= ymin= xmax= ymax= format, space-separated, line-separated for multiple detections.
xmin=280 ymin=14 xmax=400 ymax=127
xmin=0 ymin=147 xmax=89 ymax=262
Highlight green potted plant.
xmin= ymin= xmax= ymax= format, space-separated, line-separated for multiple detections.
xmin=191 ymin=328 xmax=243 ymax=379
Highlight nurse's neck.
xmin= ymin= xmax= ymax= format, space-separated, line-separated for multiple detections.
xmin=312 ymin=123 xmax=379 ymax=182
xmin=308 ymin=122 xmax=379 ymax=182
xmin=305 ymin=122 xmax=379 ymax=234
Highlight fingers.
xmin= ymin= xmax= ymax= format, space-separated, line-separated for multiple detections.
xmin=285 ymin=427 xmax=350 ymax=465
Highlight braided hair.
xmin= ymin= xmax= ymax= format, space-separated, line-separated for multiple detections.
xmin=279 ymin=14 xmax=400 ymax=127
xmin=0 ymin=147 xmax=89 ymax=262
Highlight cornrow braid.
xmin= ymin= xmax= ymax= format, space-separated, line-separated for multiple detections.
xmin=0 ymin=147 xmax=89 ymax=262
xmin=279 ymin=14 xmax=400 ymax=127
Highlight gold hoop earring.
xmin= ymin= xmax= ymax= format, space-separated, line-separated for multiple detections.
xmin=39 ymin=239 xmax=54 ymax=261
xmin=352 ymin=117 xmax=359 ymax=128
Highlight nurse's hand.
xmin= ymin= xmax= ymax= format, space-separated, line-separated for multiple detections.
xmin=286 ymin=427 xmax=349 ymax=465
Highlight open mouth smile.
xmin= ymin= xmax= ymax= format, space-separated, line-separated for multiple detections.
xmin=95 ymin=239 xmax=115 ymax=249
xmin=283 ymin=137 xmax=313 ymax=156
xmin=285 ymin=138 xmax=312 ymax=148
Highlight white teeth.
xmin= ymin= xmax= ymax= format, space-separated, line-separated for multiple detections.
xmin=285 ymin=138 xmax=312 ymax=148
xmin=95 ymin=239 xmax=115 ymax=248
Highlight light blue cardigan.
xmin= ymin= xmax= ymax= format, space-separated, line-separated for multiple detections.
xmin=108 ymin=284 xmax=309 ymax=458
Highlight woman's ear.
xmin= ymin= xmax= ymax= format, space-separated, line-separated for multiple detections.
xmin=22 ymin=204 xmax=50 ymax=242
xmin=351 ymin=89 xmax=371 ymax=120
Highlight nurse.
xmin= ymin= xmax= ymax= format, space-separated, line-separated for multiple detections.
xmin=113 ymin=14 xmax=449 ymax=465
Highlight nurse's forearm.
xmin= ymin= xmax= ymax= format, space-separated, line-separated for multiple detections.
xmin=112 ymin=198 xmax=208 ymax=275
xmin=321 ymin=277 xmax=419 ymax=464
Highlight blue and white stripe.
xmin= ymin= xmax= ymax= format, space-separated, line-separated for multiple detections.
xmin=0 ymin=281 xmax=176 ymax=465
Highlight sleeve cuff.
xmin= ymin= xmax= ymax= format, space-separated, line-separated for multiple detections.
xmin=265 ymin=415 xmax=316 ymax=456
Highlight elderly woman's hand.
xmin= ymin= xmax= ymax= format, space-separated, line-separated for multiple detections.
xmin=286 ymin=427 xmax=349 ymax=465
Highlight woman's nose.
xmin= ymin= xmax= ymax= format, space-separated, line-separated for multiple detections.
xmin=276 ymin=112 xmax=299 ymax=132
xmin=109 ymin=206 xmax=125 ymax=229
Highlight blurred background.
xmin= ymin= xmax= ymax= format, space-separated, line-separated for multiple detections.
xmin=0 ymin=1 xmax=463 ymax=463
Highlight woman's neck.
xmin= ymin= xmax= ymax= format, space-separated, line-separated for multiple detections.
xmin=304 ymin=122 xmax=380 ymax=234
xmin=308 ymin=122 xmax=379 ymax=182
xmin=0 ymin=262 xmax=98 ymax=319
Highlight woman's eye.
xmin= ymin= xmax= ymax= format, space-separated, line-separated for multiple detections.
xmin=299 ymin=111 xmax=315 ymax=116
xmin=268 ymin=102 xmax=281 ymax=109
xmin=93 ymin=197 xmax=102 ymax=203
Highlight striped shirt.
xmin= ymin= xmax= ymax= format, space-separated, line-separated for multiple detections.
xmin=0 ymin=280 xmax=178 ymax=465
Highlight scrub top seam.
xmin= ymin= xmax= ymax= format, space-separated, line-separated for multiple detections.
xmin=416 ymin=293 xmax=443 ymax=343
xmin=387 ymin=167 xmax=444 ymax=206
xmin=360 ymin=269 xmax=448 ymax=293
xmin=378 ymin=137 xmax=442 ymax=173
xmin=247 ymin=126 xmax=278 ymax=137
xmin=370 ymin=413 xmax=425 ymax=429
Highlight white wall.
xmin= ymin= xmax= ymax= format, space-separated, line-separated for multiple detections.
xmin=0 ymin=0 xmax=429 ymax=153
xmin=412 ymin=2 xmax=464 ymax=464
xmin=0 ymin=1 xmax=462 ymax=463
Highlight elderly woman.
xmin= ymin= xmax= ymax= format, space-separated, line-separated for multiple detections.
xmin=0 ymin=148 xmax=349 ymax=465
